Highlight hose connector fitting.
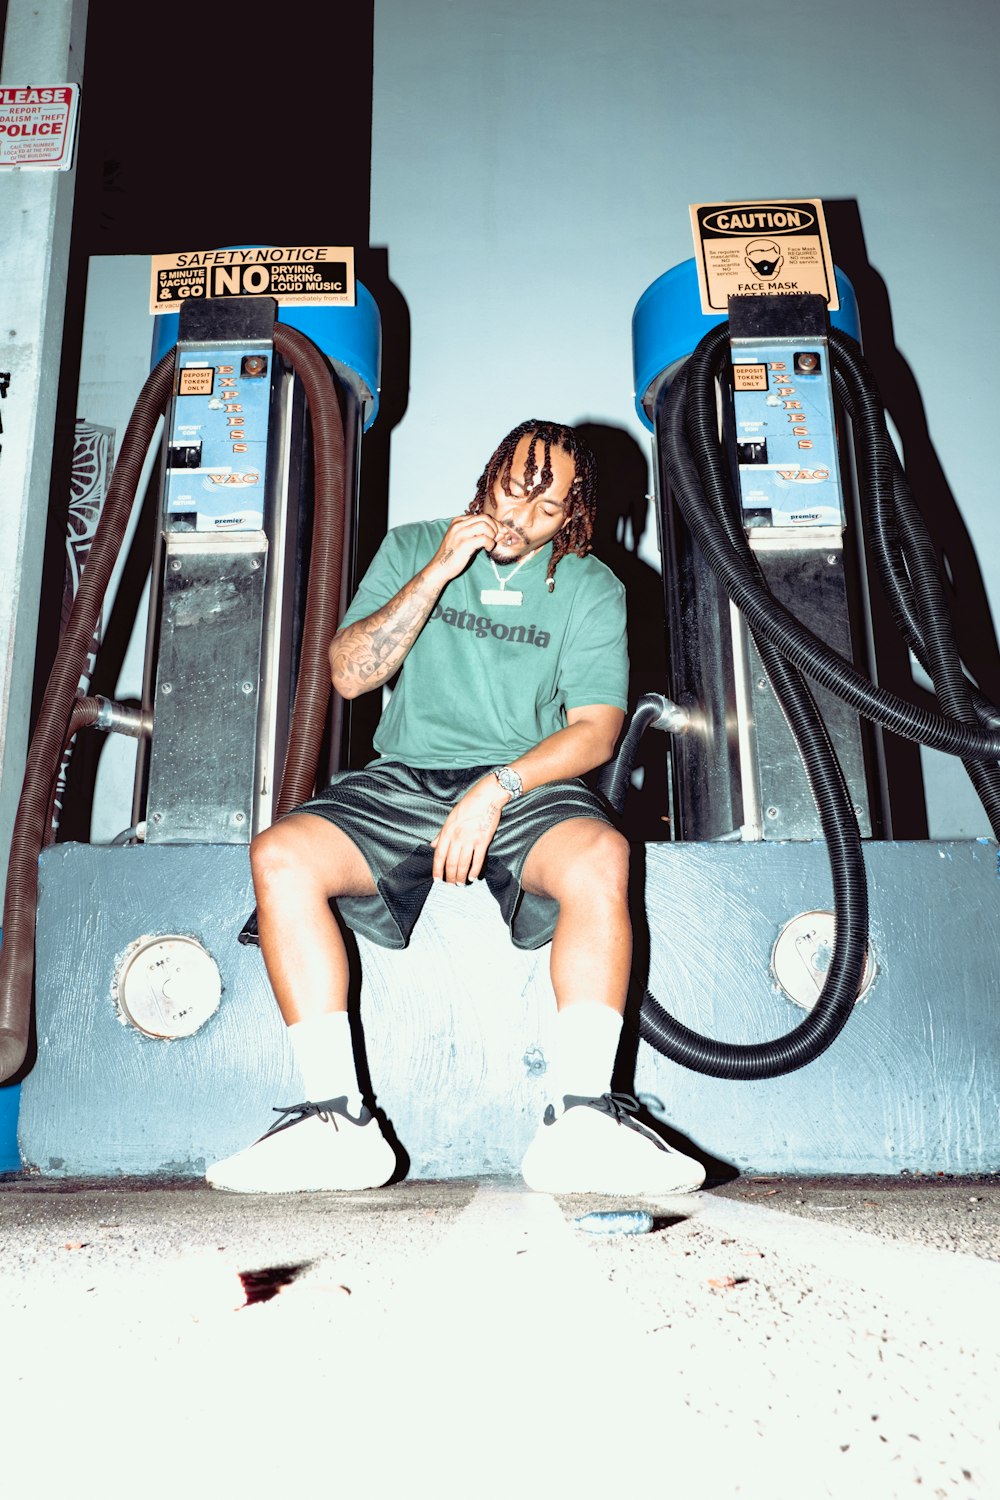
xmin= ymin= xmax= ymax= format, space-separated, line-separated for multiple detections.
xmin=644 ymin=692 xmax=690 ymax=735
xmin=93 ymin=696 xmax=153 ymax=740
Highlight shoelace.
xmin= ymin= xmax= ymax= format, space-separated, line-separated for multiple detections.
xmin=263 ymin=1098 xmax=346 ymax=1139
xmin=592 ymin=1092 xmax=643 ymax=1124
xmin=576 ymin=1093 xmax=671 ymax=1151
xmin=555 ymin=1092 xmax=645 ymax=1124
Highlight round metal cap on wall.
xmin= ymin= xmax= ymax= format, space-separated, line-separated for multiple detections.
xmin=771 ymin=910 xmax=877 ymax=1011
xmin=113 ymin=935 xmax=222 ymax=1039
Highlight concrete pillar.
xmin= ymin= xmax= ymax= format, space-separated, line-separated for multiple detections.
xmin=0 ymin=0 xmax=88 ymax=892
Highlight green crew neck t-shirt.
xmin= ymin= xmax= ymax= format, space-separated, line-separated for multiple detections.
xmin=338 ymin=518 xmax=628 ymax=769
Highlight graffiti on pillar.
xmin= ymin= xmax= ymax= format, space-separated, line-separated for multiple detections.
xmin=51 ymin=420 xmax=117 ymax=833
xmin=0 ymin=371 xmax=9 ymax=462
xmin=62 ymin=421 xmax=116 ymax=637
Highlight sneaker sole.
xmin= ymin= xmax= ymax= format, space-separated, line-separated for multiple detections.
xmin=521 ymin=1165 xmax=705 ymax=1197
xmin=205 ymin=1129 xmax=397 ymax=1194
xmin=521 ymin=1107 xmax=706 ymax=1196
xmin=206 ymin=1152 xmax=396 ymax=1193
xmin=206 ymin=1174 xmax=392 ymax=1194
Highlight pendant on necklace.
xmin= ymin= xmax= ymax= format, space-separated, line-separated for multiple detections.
xmin=480 ymin=587 xmax=522 ymax=606
xmin=481 ymin=548 xmax=537 ymax=607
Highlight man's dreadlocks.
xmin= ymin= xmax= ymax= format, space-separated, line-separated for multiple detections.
xmin=467 ymin=420 xmax=597 ymax=590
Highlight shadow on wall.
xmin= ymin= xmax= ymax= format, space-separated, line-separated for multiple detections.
xmin=826 ymin=199 xmax=1000 ymax=839
xmin=575 ymin=421 xmax=672 ymax=843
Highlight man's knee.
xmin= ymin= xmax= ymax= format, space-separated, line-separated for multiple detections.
xmin=249 ymin=819 xmax=305 ymax=888
xmin=572 ymin=823 xmax=630 ymax=893
xmin=251 ymin=813 xmax=374 ymax=900
xmin=528 ymin=819 xmax=630 ymax=902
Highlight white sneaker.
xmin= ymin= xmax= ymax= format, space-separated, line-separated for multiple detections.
xmin=206 ymin=1097 xmax=397 ymax=1193
xmin=521 ymin=1092 xmax=706 ymax=1196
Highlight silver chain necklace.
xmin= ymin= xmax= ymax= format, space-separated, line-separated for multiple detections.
xmin=479 ymin=549 xmax=540 ymax=607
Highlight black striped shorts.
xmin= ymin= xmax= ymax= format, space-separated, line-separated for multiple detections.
xmin=284 ymin=760 xmax=612 ymax=951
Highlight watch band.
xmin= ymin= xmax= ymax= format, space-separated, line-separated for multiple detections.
xmin=491 ymin=765 xmax=523 ymax=801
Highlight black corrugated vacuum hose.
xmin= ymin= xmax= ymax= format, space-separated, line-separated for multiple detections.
xmin=628 ymin=364 xmax=869 ymax=1078
xmin=598 ymin=694 xmax=674 ymax=813
xmin=672 ymin=324 xmax=1000 ymax=762
xmin=827 ymin=329 xmax=1000 ymax=834
xmin=628 ymin=322 xmax=1000 ymax=1079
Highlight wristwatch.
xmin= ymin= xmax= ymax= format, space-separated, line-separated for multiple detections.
xmin=492 ymin=765 xmax=523 ymax=801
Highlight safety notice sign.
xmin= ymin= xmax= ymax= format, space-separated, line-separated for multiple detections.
xmin=150 ymin=246 xmax=356 ymax=314
xmin=689 ymin=199 xmax=838 ymax=314
xmin=0 ymin=85 xmax=80 ymax=170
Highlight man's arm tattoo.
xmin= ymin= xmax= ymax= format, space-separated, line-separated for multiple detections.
xmin=477 ymin=797 xmax=506 ymax=832
xmin=330 ymin=570 xmax=441 ymax=693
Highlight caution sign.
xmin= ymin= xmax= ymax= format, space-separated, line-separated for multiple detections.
xmin=689 ymin=199 xmax=838 ymax=315
xmin=150 ymin=246 xmax=355 ymax=314
xmin=0 ymin=84 xmax=80 ymax=170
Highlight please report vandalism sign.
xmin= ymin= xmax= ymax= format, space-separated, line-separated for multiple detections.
xmin=0 ymin=85 xmax=80 ymax=170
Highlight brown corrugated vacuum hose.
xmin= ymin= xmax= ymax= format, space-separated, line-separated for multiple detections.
xmin=0 ymin=325 xmax=346 ymax=1083
xmin=272 ymin=322 xmax=346 ymax=813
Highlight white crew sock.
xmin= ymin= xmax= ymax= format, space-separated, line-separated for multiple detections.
xmin=288 ymin=1012 xmax=363 ymax=1114
xmin=550 ymin=1002 xmax=624 ymax=1108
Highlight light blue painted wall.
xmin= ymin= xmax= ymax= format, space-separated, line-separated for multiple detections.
xmin=370 ymin=0 xmax=1000 ymax=836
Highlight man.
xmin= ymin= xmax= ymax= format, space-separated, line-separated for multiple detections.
xmin=207 ymin=419 xmax=704 ymax=1196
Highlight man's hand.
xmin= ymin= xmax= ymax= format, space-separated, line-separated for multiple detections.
xmin=430 ymin=775 xmax=509 ymax=884
xmin=429 ymin=513 xmax=500 ymax=583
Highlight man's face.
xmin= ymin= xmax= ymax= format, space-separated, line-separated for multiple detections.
xmin=486 ymin=434 xmax=575 ymax=564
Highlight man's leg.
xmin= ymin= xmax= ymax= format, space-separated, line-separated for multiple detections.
xmin=206 ymin=813 xmax=397 ymax=1193
xmin=519 ymin=817 xmax=704 ymax=1195
xmin=250 ymin=811 xmax=376 ymax=1025
xmin=522 ymin=817 xmax=630 ymax=1099
xmin=521 ymin=816 xmax=632 ymax=1016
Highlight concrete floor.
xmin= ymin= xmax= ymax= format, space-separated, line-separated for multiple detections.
xmin=1 ymin=1171 xmax=997 ymax=1499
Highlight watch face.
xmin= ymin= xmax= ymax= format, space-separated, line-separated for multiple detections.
xmin=495 ymin=767 xmax=521 ymax=796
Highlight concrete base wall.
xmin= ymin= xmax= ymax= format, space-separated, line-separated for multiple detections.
xmin=639 ymin=841 xmax=1000 ymax=1174
xmin=19 ymin=838 xmax=1000 ymax=1178
xmin=23 ymin=843 xmax=557 ymax=1178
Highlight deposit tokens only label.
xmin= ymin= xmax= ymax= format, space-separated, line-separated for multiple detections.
xmin=689 ymin=199 xmax=838 ymax=314
xmin=150 ymin=246 xmax=355 ymax=313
